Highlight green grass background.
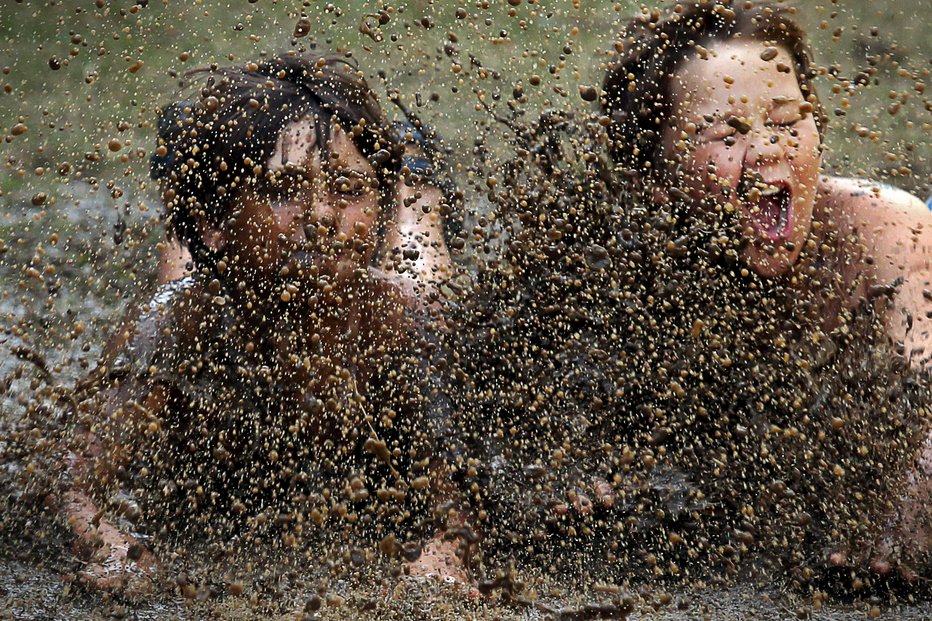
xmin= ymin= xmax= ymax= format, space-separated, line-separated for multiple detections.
xmin=0 ymin=0 xmax=927 ymax=314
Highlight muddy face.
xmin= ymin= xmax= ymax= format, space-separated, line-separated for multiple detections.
xmin=221 ymin=118 xmax=381 ymax=289
xmin=661 ymin=40 xmax=822 ymax=277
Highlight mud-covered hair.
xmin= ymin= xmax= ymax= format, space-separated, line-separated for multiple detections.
xmin=602 ymin=1 xmax=825 ymax=182
xmin=152 ymin=52 xmax=399 ymax=269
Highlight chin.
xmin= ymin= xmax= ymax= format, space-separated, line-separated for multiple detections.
xmin=744 ymin=248 xmax=797 ymax=278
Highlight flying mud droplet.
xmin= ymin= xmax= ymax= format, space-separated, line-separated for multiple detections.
xmin=584 ymin=244 xmax=611 ymax=270
xmin=359 ymin=14 xmax=384 ymax=42
xmin=727 ymin=117 xmax=752 ymax=135
xmin=293 ymin=17 xmax=311 ymax=38
xmin=579 ymin=85 xmax=599 ymax=102
xmin=759 ymin=47 xmax=779 ymax=62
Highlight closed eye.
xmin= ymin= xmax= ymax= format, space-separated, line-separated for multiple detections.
xmin=766 ymin=118 xmax=799 ymax=129
xmin=257 ymin=183 xmax=294 ymax=203
xmin=328 ymin=170 xmax=377 ymax=197
xmin=259 ymin=171 xmax=312 ymax=203
xmin=700 ymin=125 xmax=737 ymax=143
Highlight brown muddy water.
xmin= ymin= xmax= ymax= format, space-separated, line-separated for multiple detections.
xmin=1 ymin=555 xmax=931 ymax=620
xmin=1 ymin=188 xmax=927 ymax=620
xmin=2 ymin=1 xmax=931 ymax=619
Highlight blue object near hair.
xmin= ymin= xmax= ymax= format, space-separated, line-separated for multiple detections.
xmin=388 ymin=119 xmax=463 ymax=244
xmin=926 ymin=193 xmax=932 ymax=211
xmin=150 ymin=101 xmax=193 ymax=180
xmin=401 ymin=154 xmax=434 ymax=177
xmin=391 ymin=119 xmax=437 ymax=178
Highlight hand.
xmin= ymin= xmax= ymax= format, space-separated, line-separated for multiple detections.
xmin=365 ymin=265 xmax=419 ymax=309
xmin=868 ymin=433 xmax=932 ymax=582
xmin=827 ymin=433 xmax=931 ymax=583
xmin=63 ymin=489 xmax=159 ymax=593
xmin=406 ymin=532 xmax=470 ymax=584
xmin=553 ymin=477 xmax=616 ymax=517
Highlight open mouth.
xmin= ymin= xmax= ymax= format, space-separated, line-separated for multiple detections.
xmin=738 ymin=176 xmax=793 ymax=241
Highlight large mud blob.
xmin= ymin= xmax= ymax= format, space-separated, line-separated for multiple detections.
xmin=0 ymin=1 xmax=930 ymax=619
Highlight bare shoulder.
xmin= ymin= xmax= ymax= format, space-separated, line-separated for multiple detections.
xmin=97 ymin=276 xmax=207 ymax=375
xmin=819 ymin=176 xmax=928 ymax=226
xmin=817 ymin=176 xmax=931 ymax=268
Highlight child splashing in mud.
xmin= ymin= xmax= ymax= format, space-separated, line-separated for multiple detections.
xmin=602 ymin=0 xmax=932 ymax=577
xmin=155 ymin=117 xmax=460 ymax=307
xmin=60 ymin=52 xmax=467 ymax=592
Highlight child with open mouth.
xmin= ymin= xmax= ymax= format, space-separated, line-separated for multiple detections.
xmin=602 ymin=0 xmax=932 ymax=581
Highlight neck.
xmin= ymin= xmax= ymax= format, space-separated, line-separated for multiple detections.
xmin=218 ymin=273 xmax=409 ymax=379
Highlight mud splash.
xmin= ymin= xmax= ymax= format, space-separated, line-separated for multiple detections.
xmin=0 ymin=0 xmax=930 ymax=619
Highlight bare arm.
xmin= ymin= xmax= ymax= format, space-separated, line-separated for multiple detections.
xmin=62 ymin=280 xmax=202 ymax=591
xmin=819 ymin=176 xmax=932 ymax=577
xmin=62 ymin=379 xmax=167 ymax=593
xmin=156 ymin=238 xmax=191 ymax=284
xmin=819 ymin=176 xmax=932 ymax=368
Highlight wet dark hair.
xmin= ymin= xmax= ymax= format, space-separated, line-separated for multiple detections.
xmin=602 ymin=0 xmax=825 ymax=184
xmin=152 ymin=52 xmax=399 ymax=269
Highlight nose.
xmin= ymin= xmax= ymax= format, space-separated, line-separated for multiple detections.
xmin=745 ymin=125 xmax=784 ymax=165
xmin=303 ymin=210 xmax=337 ymax=241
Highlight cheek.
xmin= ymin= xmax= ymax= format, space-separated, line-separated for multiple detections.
xmin=788 ymin=142 xmax=821 ymax=205
xmin=685 ymin=143 xmax=742 ymax=189
xmin=342 ymin=201 xmax=379 ymax=241
xmin=787 ymin=124 xmax=822 ymax=172
xmin=270 ymin=202 xmax=308 ymax=233
xmin=796 ymin=139 xmax=822 ymax=177
xmin=236 ymin=210 xmax=275 ymax=247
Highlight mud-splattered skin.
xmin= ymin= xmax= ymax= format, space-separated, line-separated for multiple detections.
xmin=659 ymin=38 xmax=932 ymax=575
xmin=660 ymin=41 xmax=822 ymax=278
xmin=80 ymin=269 xmax=429 ymax=509
xmin=447 ymin=34 xmax=930 ymax=590
xmin=62 ymin=109 xmax=459 ymax=592
xmin=218 ymin=119 xmax=384 ymax=292
xmin=661 ymin=40 xmax=932 ymax=367
xmin=65 ymin=253 xmax=456 ymax=592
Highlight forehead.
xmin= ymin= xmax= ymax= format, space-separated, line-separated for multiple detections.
xmin=267 ymin=115 xmax=376 ymax=175
xmin=669 ymin=39 xmax=804 ymax=115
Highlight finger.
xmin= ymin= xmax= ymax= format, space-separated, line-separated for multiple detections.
xmin=77 ymin=563 xmax=155 ymax=595
xmin=828 ymin=550 xmax=847 ymax=567
xmin=592 ymin=478 xmax=615 ymax=508
xmin=571 ymin=491 xmax=593 ymax=516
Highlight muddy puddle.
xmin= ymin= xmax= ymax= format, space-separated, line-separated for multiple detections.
xmin=2 ymin=1 xmax=931 ymax=620
xmin=2 ymin=555 xmax=930 ymax=620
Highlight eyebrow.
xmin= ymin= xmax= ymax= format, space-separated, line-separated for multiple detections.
xmin=694 ymin=112 xmax=738 ymax=130
xmin=265 ymin=167 xmax=315 ymax=189
xmin=696 ymin=98 xmax=799 ymax=128
xmin=327 ymin=166 xmax=376 ymax=180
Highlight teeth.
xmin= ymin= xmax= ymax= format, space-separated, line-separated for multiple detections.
xmin=778 ymin=189 xmax=790 ymax=231
xmin=760 ymin=186 xmax=782 ymax=197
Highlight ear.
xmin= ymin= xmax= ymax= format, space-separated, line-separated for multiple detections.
xmin=194 ymin=215 xmax=226 ymax=253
